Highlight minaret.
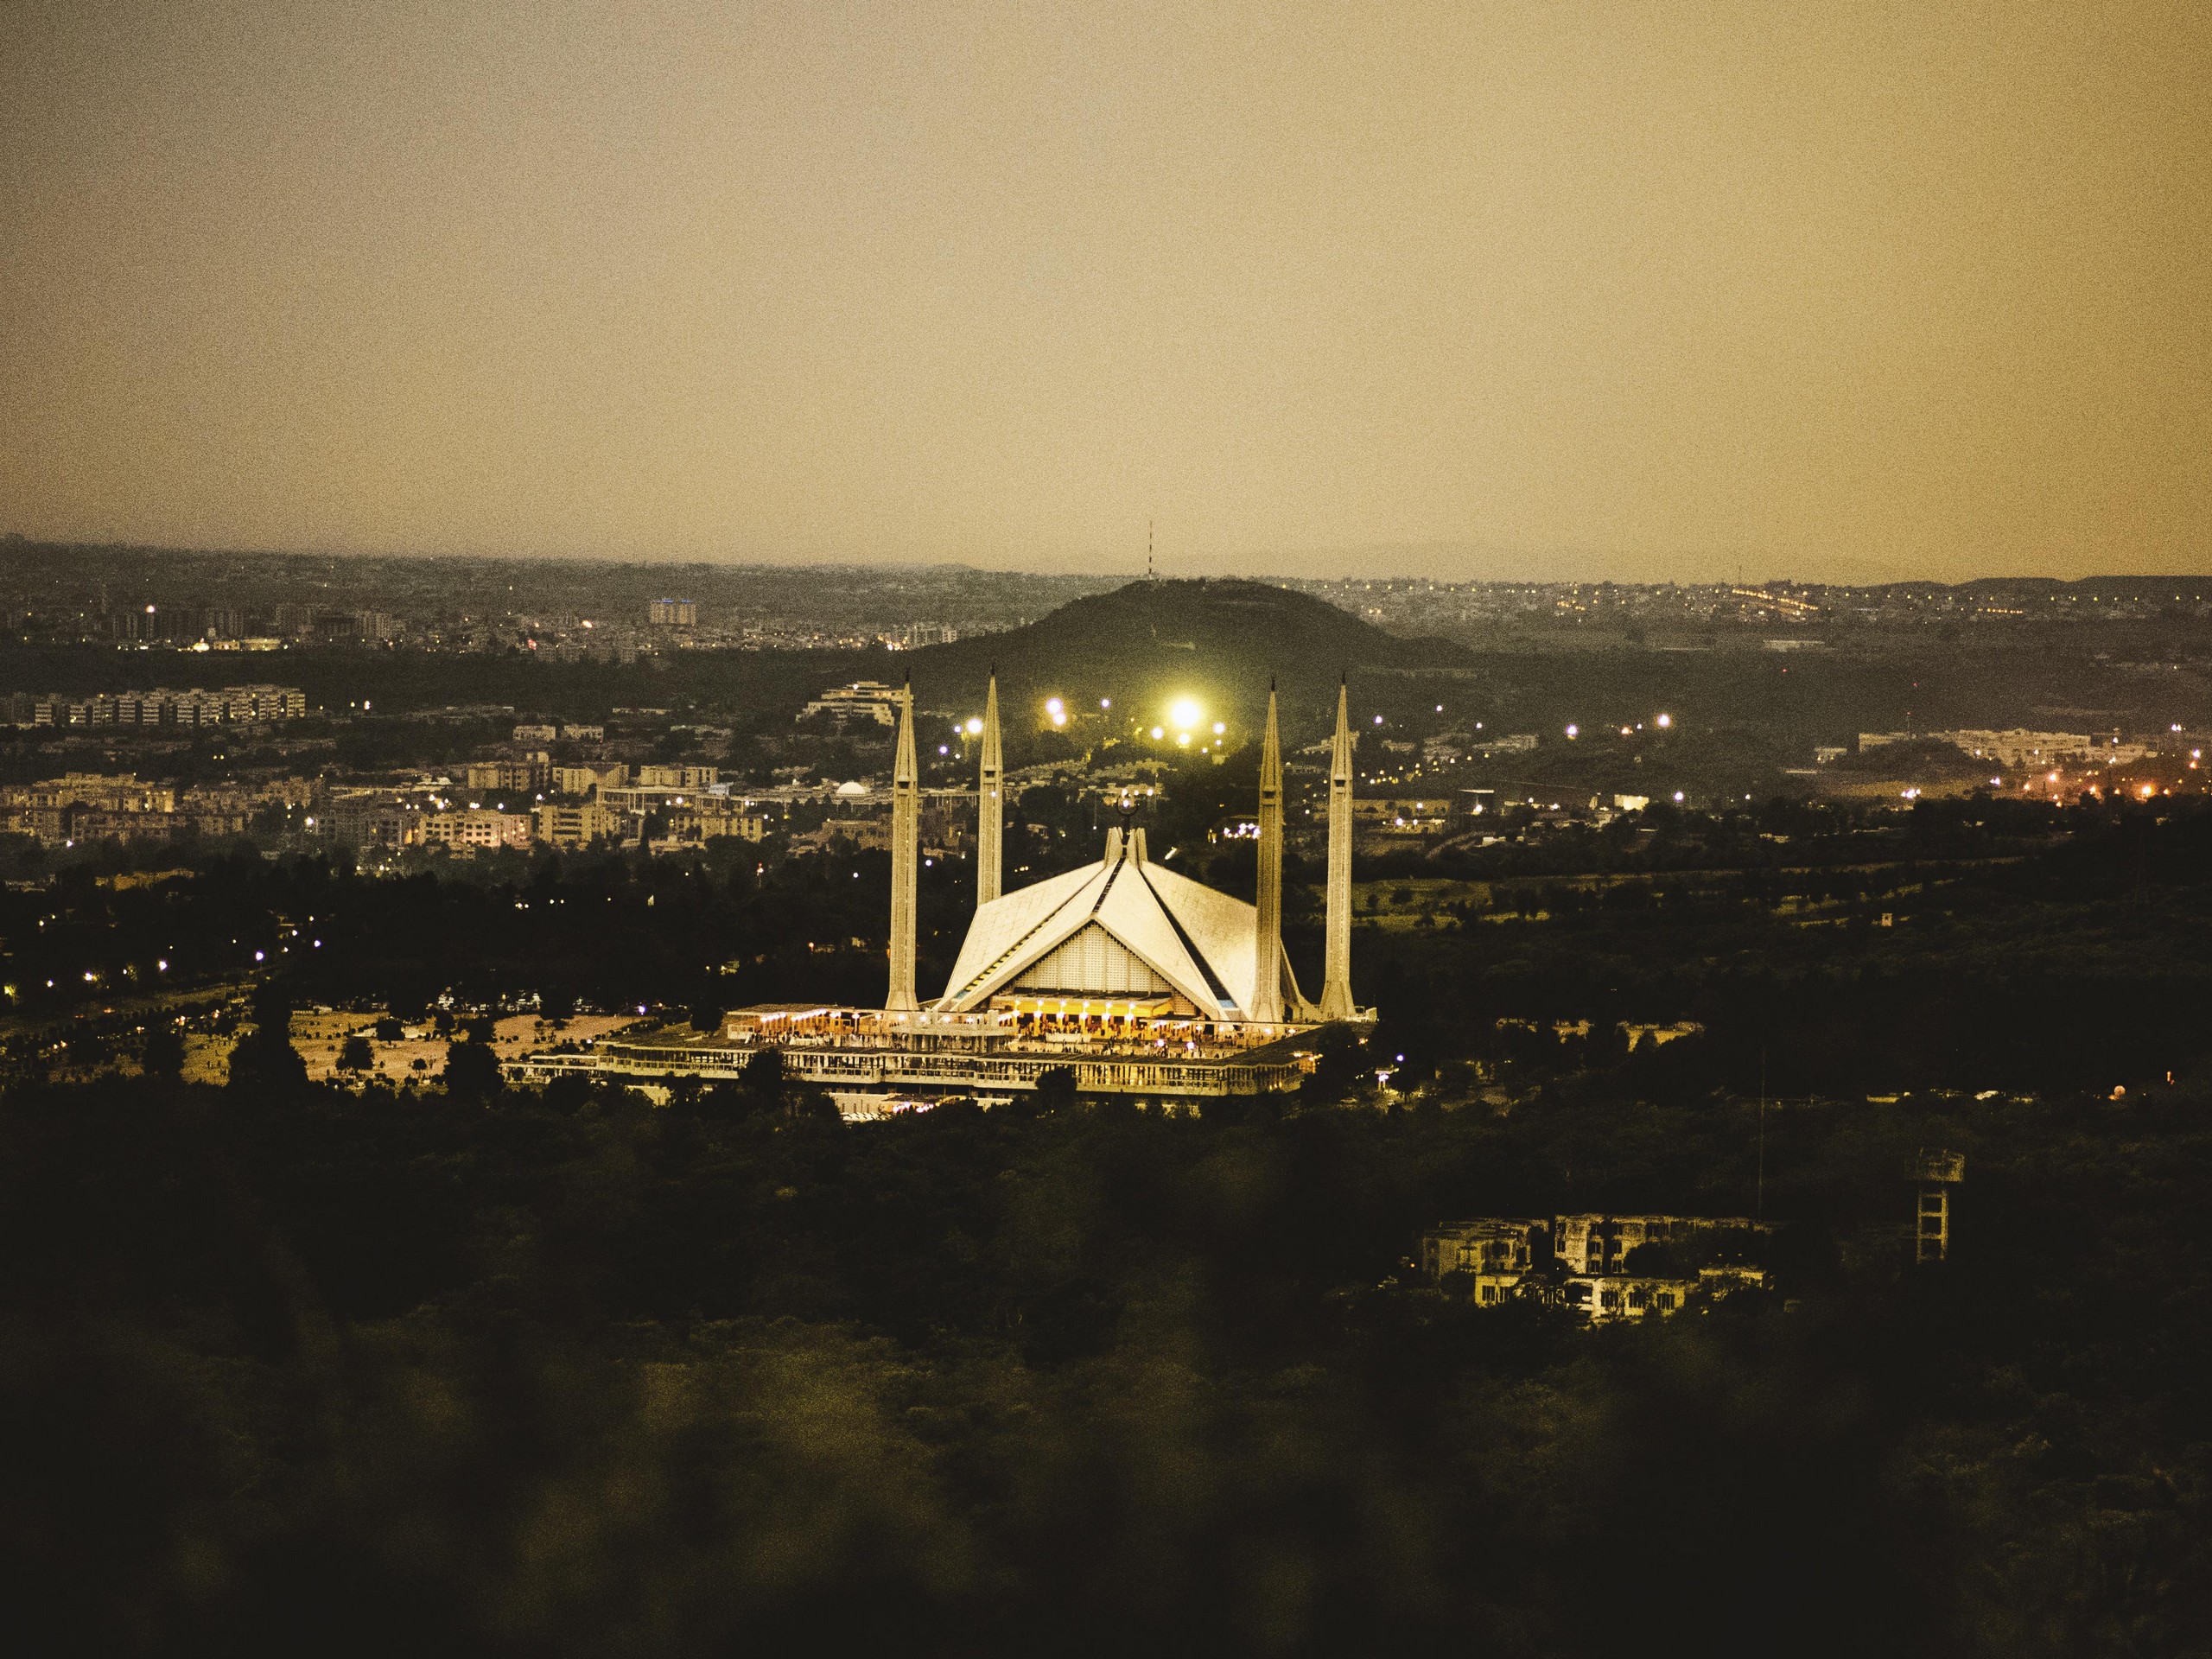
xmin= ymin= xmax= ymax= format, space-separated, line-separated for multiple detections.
xmin=977 ymin=671 xmax=1003 ymax=906
xmin=887 ymin=677 xmax=919 ymax=1012
xmin=1318 ymin=677 xmax=1357 ymax=1020
xmin=1249 ymin=682 xmax=1286 ymax=1023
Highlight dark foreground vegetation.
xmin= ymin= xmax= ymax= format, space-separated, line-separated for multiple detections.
xmin=4 ymin=801 xmax=2212 ymax=1655
xmin=6 ymin=1069 xmax=2210 ymax=1655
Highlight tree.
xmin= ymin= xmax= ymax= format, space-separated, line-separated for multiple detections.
xmin=694 ymin=1080 xmax=756 ymax=1121
xmin=543 ymin=1071 xmax=596 ymax=1114
xmin=337 ymin=1033 xmax=375 ymax=1072
xmin=1297 ymin=1027 xmax=1367 ymax=1103
xmin=228 ymin=982 xmax=307 ymax=1093
xmin=1033 ymin=1065 xmax=1078 ymax=1110
xmin=784 ymin=1082 xmax=841 ymax=1123
xmin=741 ymin=1046 xmax=785 ymax=1112
xmin=140 ymin=1026 xmax=185 ymax=1083
xmin=442 ymin=1039 xmax=502 ymax=1102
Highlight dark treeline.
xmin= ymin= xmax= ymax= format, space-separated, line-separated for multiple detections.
xmin=0 ymin=640 xmax=874 ymax=720
xmin=0 ymin=842 xmax=966 ymax=1028
xmin=1360 ymin=803 xmax=2212 ymax=1100
xmin=3 ymin=1064 xmax=2209 ymax=1653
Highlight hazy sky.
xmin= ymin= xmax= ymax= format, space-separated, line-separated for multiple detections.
xmin=3 ymin=3 xmax=2207 ymax=582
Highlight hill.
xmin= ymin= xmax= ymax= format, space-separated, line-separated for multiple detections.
xmin=907 ymin=578 xmax=1470 ymax=741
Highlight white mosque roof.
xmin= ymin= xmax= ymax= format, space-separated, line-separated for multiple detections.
xmin=937 ymin=828 xmax=1300 ymax=1020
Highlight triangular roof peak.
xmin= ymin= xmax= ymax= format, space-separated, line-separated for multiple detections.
xmin=935 ymin=826 xmax=1301 ymax=1020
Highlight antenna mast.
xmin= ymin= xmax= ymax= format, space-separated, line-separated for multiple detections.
xmin=1147 ymin=519 xmax=1155 ymax=582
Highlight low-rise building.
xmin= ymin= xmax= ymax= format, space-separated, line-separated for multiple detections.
xmin=1316 ymin=794 xmax=1452 ymax=849
xmin=1859 ymin=728 xmax=2148 ymax=769
xmin=600 ymin=783 xmax=709 ymax=815
xmin=423 ymin=808 xmax=534 ymax=852
xmin=691 ymin=800 xmax=769 ymax=842
xmin=1 ymin=684 xmax=305 ymax=728
xmin=534 ymin=801 xmax=630 ymax=849
xmin=1421 ymin=1211 xmax=1777 ymax=1323
xmin=553 ymin=763 xmax=629 ymax=797
xmin=11 ymin=772 xmax=177 ymax=813
xmin=1422 ymin=1217 xmax=1549 ymax=1306
xmin=318 ymin=798 xmax=425 ymax=849
xmin=464 ymin=760 xmax=550 ymax=794
xmin=1553 ymin=1212 xmax=1773 ymax=1276
xmin=800 ymin=681 xmax=902 ymax=727
xmin=637 ymin=764 xmax=718 ymax=789
xmin=793 ymin=816 xmax=892 ymax=853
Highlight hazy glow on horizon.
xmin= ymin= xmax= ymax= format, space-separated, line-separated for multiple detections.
xmin=2 ymin=3 xmax=2207 ymax=582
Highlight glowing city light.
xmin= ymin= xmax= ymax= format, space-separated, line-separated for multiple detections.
xmin=1150 ymin=726 xmax=1166 ymax=740
xmin=1170 ymin=698 xmax=1201 ymax=730
xmin=1656 ymin=713 xmax=1672 ymax=728
xmin=1046 ymin=696 xmax=1067 ymax=727
xmin=964 ymin=716 xmax=982 ymax=734
xmin=1566 ymin=724 xmax=1580 ymax=738
xmin=1211 ymin=721 xmax=1225 ymax=735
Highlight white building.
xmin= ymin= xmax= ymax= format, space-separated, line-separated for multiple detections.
xmin=531 ymin=676 xmax=1376 ymax=1109
xmin=800 ymin=681 xmax=903 ymax=727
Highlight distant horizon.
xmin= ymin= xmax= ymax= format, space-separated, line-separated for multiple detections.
xmin=9 ymin=534 xmax=2211 ymax=593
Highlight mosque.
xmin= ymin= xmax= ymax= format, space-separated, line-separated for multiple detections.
xmin=574 ymin=674 xmax=1372 ymax=1113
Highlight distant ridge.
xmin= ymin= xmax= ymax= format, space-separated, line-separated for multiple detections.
xmin=907 ymin=578 xmax=1470 ymax=729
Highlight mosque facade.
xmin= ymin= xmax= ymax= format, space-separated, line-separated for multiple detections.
xmin=562 ymin=675 xmax=1372 ymax=1113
